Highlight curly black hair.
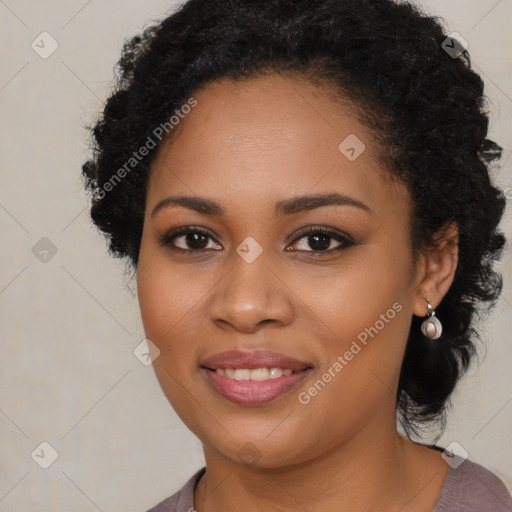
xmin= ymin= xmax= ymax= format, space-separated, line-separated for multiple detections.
xmin=81 ymin=0 xmax=506 ymax=439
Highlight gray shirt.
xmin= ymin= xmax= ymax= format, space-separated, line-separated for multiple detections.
xmin=146 ymin=457 xmax=512 ymax=511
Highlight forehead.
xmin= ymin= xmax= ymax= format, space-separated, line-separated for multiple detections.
xmin=148 ymin=74 xmax=409 ymax=219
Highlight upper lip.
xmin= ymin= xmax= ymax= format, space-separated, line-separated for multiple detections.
xmin=200 ymin=349 xmax=313 ymax=371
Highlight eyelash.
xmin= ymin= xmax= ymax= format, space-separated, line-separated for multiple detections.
xmin=157 ymin=225 xmax=356 ymax=256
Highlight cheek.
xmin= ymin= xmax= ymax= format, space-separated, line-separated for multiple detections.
xmin=287 ymin=246 xmax=413 ymax=410
xmin=136 ymin=245 xmax=208 ymax=423
xmin=136 ymin=242 xmax=211 ymax=350
xmin=287 ymin=246 xmax=412 ymax=342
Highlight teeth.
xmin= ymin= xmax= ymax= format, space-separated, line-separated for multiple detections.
xmin=234 ymin=369 xmax=251 ymax=380
xmin=269 ymin=368 xmax=282 ymax=378
xmin=249 ymin=368 xmax=269 ymax=381
xmin=214 ymin=367 xmax=295 ymax=380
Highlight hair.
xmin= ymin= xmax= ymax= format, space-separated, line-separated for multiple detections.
xmin=81 ymin=0 xmax=506 ymax=439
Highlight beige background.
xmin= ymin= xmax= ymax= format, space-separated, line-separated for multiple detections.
xmin=1 ymin=1 xmax=511 ymax=511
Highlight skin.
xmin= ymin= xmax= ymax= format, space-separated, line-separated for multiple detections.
xmin=136 ymin=73 xmax=459 ymax=512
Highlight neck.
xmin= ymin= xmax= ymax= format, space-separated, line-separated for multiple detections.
xmin=194 ymin=414 xmax=447 ymax=512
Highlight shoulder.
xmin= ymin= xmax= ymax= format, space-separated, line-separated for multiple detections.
xmin=144 ymin=467 xmax=206 ymax=512
xmin=434 ymin=456 xmax=512 ymax=512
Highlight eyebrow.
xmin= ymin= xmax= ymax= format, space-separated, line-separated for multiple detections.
xmin=151 ymin=192 xmax=371 ymax=219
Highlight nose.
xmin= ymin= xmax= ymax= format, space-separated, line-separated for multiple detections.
xmin=209 ymin=250 xmax=295 ymax=333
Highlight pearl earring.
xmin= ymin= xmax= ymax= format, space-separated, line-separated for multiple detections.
xmin=421 ymin=299 xmax=442 ymax=340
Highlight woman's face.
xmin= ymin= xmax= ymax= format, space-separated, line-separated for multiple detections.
xmin=137 ymin=74 xmax=423 ymax=467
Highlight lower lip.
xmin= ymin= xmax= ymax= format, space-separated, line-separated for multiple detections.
xmin=201 ymin=368 xmax=312 ymax=406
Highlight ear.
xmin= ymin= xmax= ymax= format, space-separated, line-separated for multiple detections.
xmin=412 ymin=221 xmax=459 ymax=317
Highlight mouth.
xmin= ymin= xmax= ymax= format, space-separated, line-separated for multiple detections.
xmin=199 ymin=349 xmax=314 ymax=406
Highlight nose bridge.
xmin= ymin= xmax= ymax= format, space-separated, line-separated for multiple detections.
xmin=210 ymin=242 xmax=293 ymax=331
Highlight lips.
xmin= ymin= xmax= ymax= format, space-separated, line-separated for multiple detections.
xmin=200 ymin=349 xmax=313 ymax=406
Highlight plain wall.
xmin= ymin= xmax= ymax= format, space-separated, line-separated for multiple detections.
xmin=1 ymin=1 xmax=511 ymax=510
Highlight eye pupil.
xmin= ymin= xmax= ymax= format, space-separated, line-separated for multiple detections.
xmin=309 ymin=234 xmax=330 ymax=251
xmin=186 ymin=232 xmax=208 ymax=249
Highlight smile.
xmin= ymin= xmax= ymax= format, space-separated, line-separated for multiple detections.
xmin=199 ymin=349 xmax=314 ymax=406
xmin=201 ymin=366 xmax=312 ymax=406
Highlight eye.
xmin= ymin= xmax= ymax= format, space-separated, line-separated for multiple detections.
xmin=287 ymin=225 xmax=355 ymax=254
xmin=158 ymin=225 xmax=355 ymax=256
xmin=158 ymin=226 xmax=222 ymax=253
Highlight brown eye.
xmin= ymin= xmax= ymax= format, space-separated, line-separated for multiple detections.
xmin=288 ymin=226 xmax=355 ymax=254
xmin=158 ymin=226 xmax=222 ymax=253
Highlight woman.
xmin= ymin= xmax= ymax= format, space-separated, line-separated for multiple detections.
xmin=82 ymin=0 xmax=512 ymax=510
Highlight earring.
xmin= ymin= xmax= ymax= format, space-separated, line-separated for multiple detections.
xmin=421 ymin=299 xmax=442 ymax=340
